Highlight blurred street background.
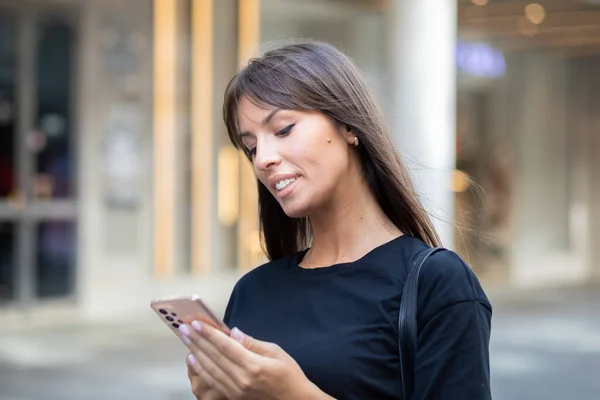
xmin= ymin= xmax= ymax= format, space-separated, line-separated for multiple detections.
xmin=1 ymin=0 xmax=599 ymax=399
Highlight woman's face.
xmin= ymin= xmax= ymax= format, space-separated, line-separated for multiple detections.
xmin=237 ymin=96 xmax=356 ymax=218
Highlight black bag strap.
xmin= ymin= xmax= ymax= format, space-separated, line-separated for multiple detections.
xmin=398 ymin=247 xmax=446 ymax=400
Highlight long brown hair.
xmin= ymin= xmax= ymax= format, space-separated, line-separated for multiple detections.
xmin=223 ymin=41 xmax=441 ymax=261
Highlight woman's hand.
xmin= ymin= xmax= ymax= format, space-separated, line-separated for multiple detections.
xmin=186 ymin=352 xmax=229 ymax=400
xmin=179 ymin=321 xmax=333 ymax=400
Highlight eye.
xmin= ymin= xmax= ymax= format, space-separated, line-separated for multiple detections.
xmin=240 ymin=137 xmax=256 ymax=158
xmin=275 ymin=123 xmax=295 ymax=137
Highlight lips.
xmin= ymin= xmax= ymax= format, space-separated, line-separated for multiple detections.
xmin=268 ymin=174 xmax=301 ymax=191
xmin=267 ymin=173 xmax=301 ymax=200
xmin=275 ymin=177 xmax=299 ymax=199
xmin=275 ymin=177 xmax=297 ymax=191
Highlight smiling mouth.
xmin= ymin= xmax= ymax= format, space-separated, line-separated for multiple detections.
xmin=274 ymin=177 xmax=298 ymax=191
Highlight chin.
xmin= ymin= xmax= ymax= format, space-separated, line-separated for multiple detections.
xmin=280 ymin=203 xmax=311 ymax=219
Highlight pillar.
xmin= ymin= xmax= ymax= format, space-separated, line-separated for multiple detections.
xmin=388 ymin=1 xmax=458 ymax=247
xmin=589 ymin=59 xmax=600 ymax=284
xmin=506 ymin=53 xmax=585 ymax=287
xmin=237 ymin=0 xmax=264 ymax=270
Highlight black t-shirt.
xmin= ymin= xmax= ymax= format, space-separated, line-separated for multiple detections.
xmin=223 ymin=235 xmax=492 ymax=400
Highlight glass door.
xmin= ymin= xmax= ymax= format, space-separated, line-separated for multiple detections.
xmin=0 ymin=6 xmax=77 ymax=307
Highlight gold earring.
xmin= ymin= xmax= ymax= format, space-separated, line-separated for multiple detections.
xmin=354 ymin=136 xmax=359 ymax=147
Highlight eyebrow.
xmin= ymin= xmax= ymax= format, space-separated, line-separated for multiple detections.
xmin=239 ymin=108 xmax=281 ymax=138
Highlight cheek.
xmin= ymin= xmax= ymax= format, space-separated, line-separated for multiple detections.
xmin=254 ymin=168 xmax=269 ymax=189
xmin=297 ymin=134 xmax=335 ymax=165
xmin=306 ymin=147 xmax=347 ymax=190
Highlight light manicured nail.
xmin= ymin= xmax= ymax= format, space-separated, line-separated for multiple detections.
xmin=187 ymin=354 xmax=197 ymax=365
xmin=231 ymin=327 xmax=244 ymax=342
xmin=191 ymin=320 xmax=203 ymax=332
xmin=178 ymin=324 xmax=191 ymax=336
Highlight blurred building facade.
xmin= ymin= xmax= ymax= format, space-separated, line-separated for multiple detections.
xmin=0 ymin=0 xmax=599 ymax=325
xmin=454 ymin=0 xmax=600 ymax=288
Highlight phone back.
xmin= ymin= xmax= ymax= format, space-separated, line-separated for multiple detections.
xmin=150 ymin=294 xmax=230 ymax=338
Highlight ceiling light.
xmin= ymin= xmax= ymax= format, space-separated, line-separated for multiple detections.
xmin=525 ymin=3 xmax=546 ymax=25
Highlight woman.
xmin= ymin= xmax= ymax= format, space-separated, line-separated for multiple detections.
xmin=177 ymin=41 xmax=492 ymax=400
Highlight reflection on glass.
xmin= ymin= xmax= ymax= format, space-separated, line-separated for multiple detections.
xmin=0 ymin=15 xmax=17 ymax=199
xmin=0 ymin=222 xmax=15 ymax=301
xmin=35 ymin=20 xmax=73 ymax=199
xmin=36 ymin=221 xmax=75 ymax=298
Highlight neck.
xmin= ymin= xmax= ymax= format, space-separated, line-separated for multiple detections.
xmin=302 ymin=172 xmax=402 ymax=269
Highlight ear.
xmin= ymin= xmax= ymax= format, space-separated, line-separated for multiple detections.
xmin=342 ymin=124 xmax=355 ymax=145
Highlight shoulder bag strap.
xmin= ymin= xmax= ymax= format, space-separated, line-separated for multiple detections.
xmin=398 ymin=247 xmax=446 ymax=400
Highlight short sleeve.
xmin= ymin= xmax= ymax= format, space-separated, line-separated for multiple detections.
xmin=413 ymin=250 xmax=493 ymax=400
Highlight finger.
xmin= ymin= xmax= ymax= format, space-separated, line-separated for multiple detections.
xmin=193 ymin=321 xmax=257 ymax=367
xmin=190 ymin=373 xmax=227 ymax=400
xmin=188 ymin=370 xmax=229 ymax=400
xmin=186 ymin=344 xmax=237 ymax=397
xmin=182 ymin=325 xmax=243 ymax=396
xmin=231 ymin=327 xmax=281 ymax=357
xmin=182 ymin=322 xmax=252 ymax=392
xmin=186 ymin=353 xmax=198 ymax=372
xmin=186 ymin=354 xmax=202 ymax=378
xmin=187 ymin=353 xmax=219 ymax=397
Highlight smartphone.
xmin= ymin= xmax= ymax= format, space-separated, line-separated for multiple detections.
xmin=150 ymin=294 xmax=231 ymax=341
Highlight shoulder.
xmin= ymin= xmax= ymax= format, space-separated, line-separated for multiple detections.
xmin=224 ymin=253 xmax=299 ymax=323
xmin=416 ymin=248 xmax=492 ymax=321
xmin=231 ymin=251 xmax=301 ymax=294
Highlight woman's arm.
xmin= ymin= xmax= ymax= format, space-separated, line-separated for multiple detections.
xmin=415 ymin=300 xmax=492 ymax=399
xmin=413 ymin=250 xmax=493 ymax=400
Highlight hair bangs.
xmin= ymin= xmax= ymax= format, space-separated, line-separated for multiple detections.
xmin=223 ymin=58 xmax=322 ymax=155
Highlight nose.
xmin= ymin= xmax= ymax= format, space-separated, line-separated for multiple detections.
xmin=253 ymin=139 xmax=281 ymax=171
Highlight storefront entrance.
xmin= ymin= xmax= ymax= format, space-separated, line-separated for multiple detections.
xmin=0 ymin=3 xmax=78 ymax=309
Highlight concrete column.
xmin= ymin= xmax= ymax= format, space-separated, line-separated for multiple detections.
xmin=567 ymin=57 xmax=595 ymax=284
xmin=78 ymin=0 xmax=155 ymax=319
xmin=507 ymin=54 xmax=585 ymax=287
xmin=588 ymin=59 xmax=600 ymax=284
xmin=388 ymin=1 xmax=457 ymax=247
xmin=213 ymin=0 xmax=240 ymax=270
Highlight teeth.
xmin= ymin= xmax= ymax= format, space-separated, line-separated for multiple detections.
xmin=275 ymin=178 xmax=297 ymax=190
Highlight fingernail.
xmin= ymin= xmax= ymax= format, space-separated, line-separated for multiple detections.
xmin=182 ymin=335 xmax=191 ymax=345
xmin=231 ymin=327 xmax=244 ymax=342
xmin=187 ymin=354 xmax=197 ymax=365
xmin=178 ymin=324 xmax=191 ymax=336
xmin=191 ymin=320 xmax=203 ymax=332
